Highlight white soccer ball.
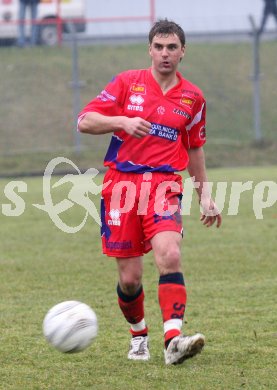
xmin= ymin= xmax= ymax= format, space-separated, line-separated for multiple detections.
xmin=43 ymin=300 xmax=98 ymax=353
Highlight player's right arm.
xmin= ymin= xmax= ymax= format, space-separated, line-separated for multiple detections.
xmin=78 ymin=112 xmax=151 ymax=139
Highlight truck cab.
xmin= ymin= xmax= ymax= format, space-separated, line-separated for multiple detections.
xmin=0 ymin=0 xmax=86 ymax=45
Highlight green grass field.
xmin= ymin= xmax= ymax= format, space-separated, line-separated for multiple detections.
xmin=0 ymin=165 xmax=276 ymax=389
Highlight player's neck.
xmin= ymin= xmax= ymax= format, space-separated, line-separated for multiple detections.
xmin=151 ymin=69 xmax=179 ymax=94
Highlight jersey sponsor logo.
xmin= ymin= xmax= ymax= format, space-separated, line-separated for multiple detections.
xmin=173 ymin=108 xmax=191 ymax=120
xmin=97 ymin=89 xmax=116 ymax=102
xmin=105 ymin=240 xmax=132 ymax=250
xmin=199 ymin=126 xmax=206 ymax=140
xmin=128 ymin=94 xmax=144 ymax=111
xmin=129 ymin=94 xmax=144 ymax=105
xmin=130 ymin=83 xmax=146 ymax=95
xmin=127 ymin=105 xmax=143 ymax=112
xmin=108 ymin=209 xmax=121 ymax=226
xmin=181 ymin=89 xmax=200 ymax=97
xmin=180 ymin=95 xmax=196 ymax=108
xmin=157 ymin=106 xmax=166 ymax=115
xmin=150 ymin=122 xmax=178 ymax=142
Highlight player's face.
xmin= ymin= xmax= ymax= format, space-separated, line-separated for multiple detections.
xmin=149 ymin=33 xmax=185 ymax=76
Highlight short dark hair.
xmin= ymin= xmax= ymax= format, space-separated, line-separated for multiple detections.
xmin=148 ymin=19 xmax=186 ymax=47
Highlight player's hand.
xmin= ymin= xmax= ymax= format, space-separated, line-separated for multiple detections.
xmin=123 ymin=117 xmax=151 ymax=138
xmin=200 ymin=198 xmax=222 ymax=228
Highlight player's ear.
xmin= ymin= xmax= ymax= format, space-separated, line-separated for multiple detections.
xmin=180 ymin=45 xmax=185 ymax=62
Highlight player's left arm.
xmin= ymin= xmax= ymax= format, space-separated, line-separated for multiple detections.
xmin=187 ymin=147 xmax=222 ymax=228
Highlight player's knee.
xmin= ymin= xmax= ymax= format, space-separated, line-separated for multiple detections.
xmin=157 ymin=244 xmax=181 ymax=273
xmin=166 ymin=247 xmax=181 ymax=267
xmin=119 ymin=276 xmax=142 ymax=296
xmin=166 ymin=241 xmax=181 ymax=260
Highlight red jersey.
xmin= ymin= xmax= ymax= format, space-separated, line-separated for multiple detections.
xmin=78 ymin=68 xmax=206 ymax=173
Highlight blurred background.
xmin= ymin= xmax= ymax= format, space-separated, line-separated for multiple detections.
xmin=0 ymin=0 xmax=276 ymax=176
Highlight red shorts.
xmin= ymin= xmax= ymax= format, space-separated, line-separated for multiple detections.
xmin=101 ymin=169 xmax=183 ymax=257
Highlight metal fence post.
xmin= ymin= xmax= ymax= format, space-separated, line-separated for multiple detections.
xmin=249 ymin=15 xmax=263 ymax=143
xmin=68 ymin=22 xmax=85 ymax=154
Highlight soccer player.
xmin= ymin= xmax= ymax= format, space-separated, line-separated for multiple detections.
xmin=78 ymin=19 xmax=222 ymax=365
xmin=17 ymin=0 xmax=40 ymax=47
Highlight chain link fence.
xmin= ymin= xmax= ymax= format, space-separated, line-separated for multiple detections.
xmin=0 ymin=24 xmax=276 ymax=176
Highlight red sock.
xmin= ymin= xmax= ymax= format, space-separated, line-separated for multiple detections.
xmin=117 ymin=284 xmax=148 ymax=336
xmin=158 ymin=273 xmax=187 ymax=345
